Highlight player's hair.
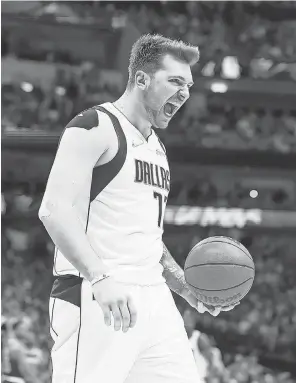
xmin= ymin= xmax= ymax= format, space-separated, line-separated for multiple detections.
xmin=127 ymin=34 xmax=199 ymax=89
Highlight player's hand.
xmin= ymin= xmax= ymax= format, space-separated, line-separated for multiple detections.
xmin=92 ymin=277 xmax=137 ymax=332
xmin=197 ymin=301 xmax=240 ymax=317
xmin=183 ymin=289 xmax=240 ymax=317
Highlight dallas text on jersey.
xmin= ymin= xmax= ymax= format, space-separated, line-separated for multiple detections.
xmin=134 ymin=159 xmax=170 ymax=192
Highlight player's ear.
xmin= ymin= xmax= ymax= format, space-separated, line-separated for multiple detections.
xmin=135 ymin=71 xmax=150 ymax=90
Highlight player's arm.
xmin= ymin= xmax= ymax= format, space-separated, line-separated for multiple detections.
xmin=38 ymin=110 xmax=112 ymax=282
xmin=160 ymin=243 xmax=188 ymax=296
xmin=160 ymin=243 xmax=237 ymax=316
xmin=160 ymin=243 xmax=207 ymax=311
xmin=39 ymin=110 xmax=137 ymax=333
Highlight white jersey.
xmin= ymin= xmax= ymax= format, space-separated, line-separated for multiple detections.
xmin=189 ymin=330 xmax=208 ymax=381
xmin=53 ymin=103 xmax=170 ymax=285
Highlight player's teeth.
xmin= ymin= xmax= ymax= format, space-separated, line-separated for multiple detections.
xmin=164 ymin=103 xmax=174 ymax=116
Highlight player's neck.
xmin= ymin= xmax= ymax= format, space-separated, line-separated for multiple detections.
xmin=113 ymin=92 xmax=152 ymax=140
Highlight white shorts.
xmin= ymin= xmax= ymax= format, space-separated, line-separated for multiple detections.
xmin=49 ymin=278 xmax=203 ymax=383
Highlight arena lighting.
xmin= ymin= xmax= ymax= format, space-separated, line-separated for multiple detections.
xmin=165 ymin=206 xmax=262 ymax=228
xmin=250 ymin=190 xmax=259 ymax=198
xmin=20 ymin=82 xmax=33 ymax=92
xmin=210 ymin=82 xmax=228 ymax=93
xmin=55 ymin=86 xmax=66 ymax=96
xmin=164 ymin=206 xmax=296 ymax=229
xmin=221 ymin=56 xmax=241 ymax=79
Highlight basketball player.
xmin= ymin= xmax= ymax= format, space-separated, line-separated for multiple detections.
xmin=39 ymin=34 xmax=238 ymax=383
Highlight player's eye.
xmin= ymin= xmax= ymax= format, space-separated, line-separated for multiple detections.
xmin=170 ymin=79 xmax=183 ymax=86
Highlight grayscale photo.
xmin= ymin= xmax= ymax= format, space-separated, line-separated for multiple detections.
xmin=1 ymin=1 xmax=296 ymax=383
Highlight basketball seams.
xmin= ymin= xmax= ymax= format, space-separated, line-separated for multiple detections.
xmin=188 ymin=240 xmax=253 ymax=261
xmin=237 ymin=282 xmax=253 ymax=301
xmin=189 ymin=240 xmax=252 ymax=260
xmin=185 ymin=263 xmax=255 ymax=271
xmin=186 ymin=277 xmax=253 ymax=292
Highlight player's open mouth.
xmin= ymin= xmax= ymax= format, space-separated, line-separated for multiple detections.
xmin=163 ymin=102 xmax=178 ymax=117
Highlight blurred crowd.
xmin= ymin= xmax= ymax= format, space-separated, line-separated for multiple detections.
xmin=1 ymin=65 xmax=120 ymax=133
xmin=3 ymin=2 xmax=296 ymax=78
xmin=1 ymin=224 xmax=53 ymax=383
xmin=169 ymin=172 xmax=295 ymax=211
xmin=2 ymin=76 xmax=296 ymax=153
xmin=188 ymin=228 xmax=296 ymax=361
xmin=2 ymin=1 xmax=296 ymax=153
xmin=173 ymin=228 xmax=296 ymax=383
xmin=127 ymin=1 xmax=296 ymax=79
xmin=167 ymin=102 xmax=296 ymax=153
xmin=1 ymin=183 xmax=296 ymax=382
xmin=2 ymin=170 xmax=295 ymax=225
xmin=181 ymin=307 xmax=294 ymax=383
xmin=58 ymin=1 xmax=296 ymax=71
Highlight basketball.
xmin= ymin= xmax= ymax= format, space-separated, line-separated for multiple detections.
xmin=184 ymin=236 xmax=255 ymax=307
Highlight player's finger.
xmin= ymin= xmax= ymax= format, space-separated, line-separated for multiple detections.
xmin=110 ymin=304 xmax=122 ymax=331
xmin=202 ymin=302 xmax=220 ymax=316
xmin=127 ymin=296 xmax=137 ymax=328
xmin=222 ymin=302 xmax=240 ymax=311
xmin=118 ymin=301 xmax=130 ymax=333
xmin=197 ymin=301 xmax=206 ymax=313
xmin=101 ymin=305 xmax=111 ymax=327
xmin=210 ymin=307 xmax=221 ymax=317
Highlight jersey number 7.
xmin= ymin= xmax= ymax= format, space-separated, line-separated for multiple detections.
xmin=154 ymin=191 xmax=168 ymax=228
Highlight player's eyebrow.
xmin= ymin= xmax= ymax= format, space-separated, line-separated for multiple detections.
xmin=169 ymin=75 xmax=194 ymax=87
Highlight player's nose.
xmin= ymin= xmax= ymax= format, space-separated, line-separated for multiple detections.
xmin=178 ymin=87 xmax=189 ymax=102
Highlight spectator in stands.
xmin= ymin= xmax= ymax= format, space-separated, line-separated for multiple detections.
xmin=1 ymin=317 xmax=39 ymax=383
xmin=183 ymin=307 xmax=227 ymax=383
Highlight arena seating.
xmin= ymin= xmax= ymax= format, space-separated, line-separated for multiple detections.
xmin=2 ymin=79 xmax=296 ymax=153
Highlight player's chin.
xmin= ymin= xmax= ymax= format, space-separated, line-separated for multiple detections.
xmin=154 ymin=115 xmax=171 ymax=129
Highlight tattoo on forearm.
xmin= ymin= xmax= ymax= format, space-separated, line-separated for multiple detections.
xmin=160 ymin=243 xmax=188 ymax=296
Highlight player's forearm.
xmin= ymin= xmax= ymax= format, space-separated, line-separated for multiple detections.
xmin=160 ymin=243 xmax=189 ymax=297
xmin=39 ymin=202 xmax=109 ymax=281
